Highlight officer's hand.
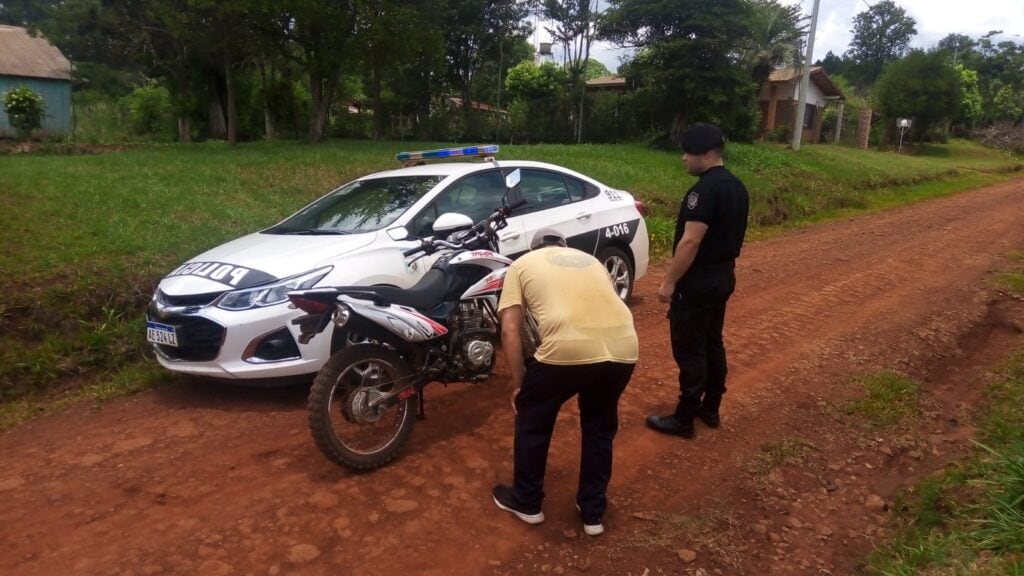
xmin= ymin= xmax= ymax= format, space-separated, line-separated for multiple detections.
xmin=657 ymin=282 xmax=674 ymax=304
xmin=511 ymin=386 xmax=520 ymax=415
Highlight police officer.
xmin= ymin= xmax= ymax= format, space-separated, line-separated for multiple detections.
xmin=493 ymin=229 xmax=638 ymax=537
xmin=646 ymin=123 xmax=749 ymax=439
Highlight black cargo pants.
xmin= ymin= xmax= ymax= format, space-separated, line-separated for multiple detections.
xmin=670 ymin=261 xmax=736 ymax=420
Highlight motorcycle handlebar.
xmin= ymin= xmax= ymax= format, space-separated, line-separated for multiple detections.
xmin=403 ymin=204 xmax=515 ymax=258
xmin=402 ymin=241 xmax=428 ymax=257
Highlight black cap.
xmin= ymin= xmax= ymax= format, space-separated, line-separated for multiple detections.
xmin=680 ymin=123 xmax=725 ymax=154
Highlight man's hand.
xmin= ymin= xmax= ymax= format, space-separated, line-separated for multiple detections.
xmin=510 ymin=386 xmax=520 ymax=415
xmin=658 ymin=281 xmax=674 ymax=304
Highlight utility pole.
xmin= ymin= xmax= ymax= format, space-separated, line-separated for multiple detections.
xmin=791 ymin=0 xmax=821 ymax=151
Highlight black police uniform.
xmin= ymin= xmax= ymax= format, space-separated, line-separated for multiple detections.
xmin=670 ymin=165 xmax=749 ymax=423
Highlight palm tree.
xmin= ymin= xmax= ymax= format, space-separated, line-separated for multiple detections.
xmin=743 ymin=0 xmax=809 ymax=90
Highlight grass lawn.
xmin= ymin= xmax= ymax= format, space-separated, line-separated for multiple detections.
xmin=0 ymin=138 xmax=1020 ymax=426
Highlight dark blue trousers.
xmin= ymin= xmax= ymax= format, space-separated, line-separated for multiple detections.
xmin=513 ymin=359 xmax=634 ymax=523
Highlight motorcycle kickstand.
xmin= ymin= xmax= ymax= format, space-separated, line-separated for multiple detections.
xmin=417 ymin=391 xmax=426 ymax=420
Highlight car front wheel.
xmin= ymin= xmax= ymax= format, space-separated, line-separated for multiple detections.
xmin=598 ymin=246 xmax=634 ymax=304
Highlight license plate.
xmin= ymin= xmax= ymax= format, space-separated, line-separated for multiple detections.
xmin=146 ymin=321 xmax=178 ymax=347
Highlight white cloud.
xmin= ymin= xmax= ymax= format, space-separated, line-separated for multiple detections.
xmin=785 ymin=0 xmax=1023 ymax=61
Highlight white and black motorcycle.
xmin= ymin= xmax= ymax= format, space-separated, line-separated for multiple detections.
xmin=288 ymin=175 xmax=528 ymax=470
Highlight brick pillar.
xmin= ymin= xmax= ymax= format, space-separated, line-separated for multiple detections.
xmin=856 ymin=107 xmax=872 ymax=149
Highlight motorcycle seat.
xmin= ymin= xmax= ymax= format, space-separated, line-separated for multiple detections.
xmin=337 ymin=268 xmax=447 ymax=311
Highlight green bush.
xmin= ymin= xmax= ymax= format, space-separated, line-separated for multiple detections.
xmin=2 ymin=86 xmax=47 ymax=140
xmin=121 ymin=84 xmax=174 ymax=139
xmin=331 ymin=111 xmax=373 ymax=139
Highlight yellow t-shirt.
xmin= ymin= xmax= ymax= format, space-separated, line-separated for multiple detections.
xmin=497 ymin=247 xmax=639 ymax=365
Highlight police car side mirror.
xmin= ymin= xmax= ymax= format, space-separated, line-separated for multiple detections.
xmin=433 ymin=212 xmax=474 ymax=233
xmin=386 ymin=226 xmax=409 ymax=241
xmin=505 ymin=168 xmax=521 ymax=190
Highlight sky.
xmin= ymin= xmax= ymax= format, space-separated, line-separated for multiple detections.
xmin=552 ymin=0 xmax=1024 ymax=74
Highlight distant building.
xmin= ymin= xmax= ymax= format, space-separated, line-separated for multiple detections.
xmin=759 ymin=67 xmax=845 ymax=144
xmin=0 ymin=25 xmax=73 ymax=138
xmin=585 ymin=75 xmax=628 ymax=93
xmin=443 ymin=96 xmax=508 ymax=117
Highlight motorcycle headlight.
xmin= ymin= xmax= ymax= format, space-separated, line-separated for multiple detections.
xmin=215 ymin=267 xmax=332 ymax=311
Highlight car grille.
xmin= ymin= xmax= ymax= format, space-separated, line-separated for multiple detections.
xmin=148 ymin=303 xmax=226 ymax=362
xmin=156 ymin=289 xmax=224 ymax=308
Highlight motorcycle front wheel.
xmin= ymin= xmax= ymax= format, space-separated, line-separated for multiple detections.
xmin=308 ymin=345 xmax=417 ymax=470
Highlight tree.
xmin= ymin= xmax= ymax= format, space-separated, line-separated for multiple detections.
xmin=444 ymin=0 xmax=531 ymax=135
xmin=988 ymin=80 xmax=1024 ymax=125
xmin=583 ymin=58 xmax=611 ymax=80
xmin=742 ymin=0 xmax=807 ymax=89
xmin=0 ymin=0 xmax=55 ymax=27
xmin=356 ymin=0 xmax=439 ymax=139
xmin=953 ymin=64 xmax=983 ymax=131
xmin=845 ymin=0 xmax=917 ymax=87
xmin=542 ymin=0 xmax=598 ymax=142
xmin=874 ymin=50 xmax=960 ymax=143
xmin=936 ymin=33 xmax=976 ymax=66
xmin=262 ymin=0 xmax=361 ymax=143
xmin=600 ymin=0 xmax=758 ymax=144
xmin=504 ymin=60 xmax=571 ymax=142
xmin=505 ymin=61 xmax=568 ymax=100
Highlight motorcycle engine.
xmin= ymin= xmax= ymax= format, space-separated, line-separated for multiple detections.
xmin=463 ymin=338 xmax=494 ymax=369
xmin=451 ymin=302 xmax=496 ymax=375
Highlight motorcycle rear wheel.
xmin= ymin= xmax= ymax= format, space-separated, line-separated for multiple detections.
xmin=308 ymin=345 xmax=417 ymax=470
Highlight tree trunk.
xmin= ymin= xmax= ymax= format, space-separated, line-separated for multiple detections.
xmin=371 ymin=65 xmax=383 ymax=140
xmin=224 ymin=52 xmax=238 ymax=145
xmin=461 ymin=83 xmax=473 ymax=138
xmin=174 ymin=75 xmax=191 ymax=143
xmin=208 ymin=72 xmax=227 ymax=140
xmin=258 ymin=61 xmax=276 ymax=140
xmin=308 ymin=71 xmax=340 ymax=143
xmin=670 ymin=111 xmax=687 ymax=146
xmin=177 ymin=114 xmax=191 ymax=143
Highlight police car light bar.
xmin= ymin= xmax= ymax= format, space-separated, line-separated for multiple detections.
xmin=396 ymin=145 xmax=499 ymax=164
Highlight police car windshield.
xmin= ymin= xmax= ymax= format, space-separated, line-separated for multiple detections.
xmin=266 ymin=175 xmax=445 ymax=235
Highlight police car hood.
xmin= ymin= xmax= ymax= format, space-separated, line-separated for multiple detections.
xmin=158 ymin=231 xmax=377 ymax=295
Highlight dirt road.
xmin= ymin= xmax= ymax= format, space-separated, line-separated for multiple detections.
xmin=3 ymin=178 xmax=1024 ymax=576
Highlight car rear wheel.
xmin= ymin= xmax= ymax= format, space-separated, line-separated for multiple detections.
xmin=598 ymin=246 xmax=634 ymax=304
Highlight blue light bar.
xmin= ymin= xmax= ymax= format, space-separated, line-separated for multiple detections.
xmin=396 ymin=144 xmax=499 ymax=163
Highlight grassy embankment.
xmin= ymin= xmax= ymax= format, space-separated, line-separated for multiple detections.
xmin=0 ymin=139 xmax=1020 ymax=427
xmin=859 ymin=253 xmax=1024 ymax=575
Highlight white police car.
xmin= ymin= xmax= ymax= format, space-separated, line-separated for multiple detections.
xmin=147 ymin=145 xmax=649 ymax=383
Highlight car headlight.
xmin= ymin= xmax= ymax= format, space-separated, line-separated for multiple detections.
xmin=215 ymin=267 xmax=333 ymax=311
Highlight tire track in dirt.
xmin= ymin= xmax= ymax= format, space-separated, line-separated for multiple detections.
xmin=0 ymin=178 xmax=1022 ymax=576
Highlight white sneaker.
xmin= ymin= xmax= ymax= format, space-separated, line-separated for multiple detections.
xmin=576 ymin=503 xmax=604 ymax=536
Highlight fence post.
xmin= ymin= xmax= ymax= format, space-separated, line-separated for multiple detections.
xmin=834 ymin=101 xmax=845 ymax=143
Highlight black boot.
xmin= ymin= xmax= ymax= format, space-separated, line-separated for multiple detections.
xmin=646 ymin=413 xmax=695 ymax=439
xmin=697 ymin=395 xmax=722 ymax=428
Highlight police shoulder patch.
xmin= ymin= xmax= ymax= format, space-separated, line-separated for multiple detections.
xmin=686 ymin=192 xmax=699 ymax=210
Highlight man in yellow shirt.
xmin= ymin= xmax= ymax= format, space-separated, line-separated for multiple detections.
xmin=493 ymin=229 xmax=638 ymax=537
